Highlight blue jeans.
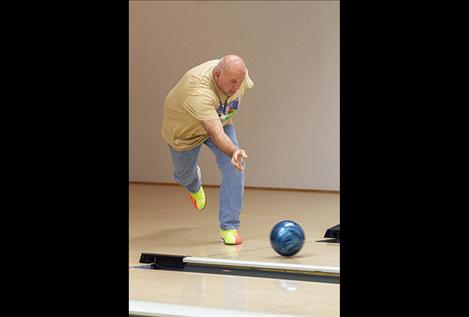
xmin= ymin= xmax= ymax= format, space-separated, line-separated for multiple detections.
xmin=168 ymin=124 xmax=244 ymax=230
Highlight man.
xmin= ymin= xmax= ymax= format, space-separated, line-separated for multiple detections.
xmin=161 ymin=54 xmax=254 ymax=245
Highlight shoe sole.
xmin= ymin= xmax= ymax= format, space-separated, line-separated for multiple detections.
xmin=189 ymin=194 xmax=205 ymax=211
xmin=220 ymin=237 xmax=242 ymax=245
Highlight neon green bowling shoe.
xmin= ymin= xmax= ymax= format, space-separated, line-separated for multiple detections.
xmin=189 ymin=186 xmax=205 ymax=210
xmin=220 ymin=229 xmax=243 ymax=245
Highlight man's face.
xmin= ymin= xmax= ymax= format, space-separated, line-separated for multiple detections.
xmin=216 ymin=68 xmax=245 ymax=96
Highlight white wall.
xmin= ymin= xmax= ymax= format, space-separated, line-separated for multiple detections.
xmin=129 ymin=1 xmax=340 ymax=191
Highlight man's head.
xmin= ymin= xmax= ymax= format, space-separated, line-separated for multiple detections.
xmin=213 ymin=55 xmax=247 ymax=96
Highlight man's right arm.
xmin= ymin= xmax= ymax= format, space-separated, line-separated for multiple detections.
xmin=200 ymin=119 xmax=247 ymax=171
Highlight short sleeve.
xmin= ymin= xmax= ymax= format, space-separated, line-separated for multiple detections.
xmin=182 ymin=95 xmax=220 ymax=121
xmin=244 ymin=69 xmax=254 ymax=90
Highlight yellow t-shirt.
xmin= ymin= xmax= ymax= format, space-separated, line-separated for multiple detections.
xmin=161 ymin=59 xmax=254 ymax=151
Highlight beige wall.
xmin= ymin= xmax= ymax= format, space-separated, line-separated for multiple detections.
xmin=129 ymin=1 xmax=340 ymax=191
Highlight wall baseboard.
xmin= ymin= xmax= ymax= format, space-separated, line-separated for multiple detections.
xmin=129 ymin=181 xmax=339 ymax=194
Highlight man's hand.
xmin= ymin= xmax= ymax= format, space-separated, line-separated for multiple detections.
xmin=231 ymin=149 xmax=248 ymax=172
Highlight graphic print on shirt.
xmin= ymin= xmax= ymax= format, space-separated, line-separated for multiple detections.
xmin=217 ymin=97 xmax=239 ymax=122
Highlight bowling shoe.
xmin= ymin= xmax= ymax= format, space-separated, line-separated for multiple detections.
xmin=220 ymin=229 xmax=243 ymax=245
xmin=189 ymin=185 xmax=206 ymax=210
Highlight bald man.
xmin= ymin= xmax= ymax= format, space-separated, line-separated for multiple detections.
xmin=161 ymin=55 xmax=254 ymax=245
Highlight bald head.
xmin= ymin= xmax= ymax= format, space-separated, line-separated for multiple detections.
xmin=218 ymin=55 xmax=246 ymax=74
xmin=213 ymin=55 xmax=247 ymax=96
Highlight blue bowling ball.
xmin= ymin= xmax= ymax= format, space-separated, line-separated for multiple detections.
xmin=270 ymin=220 xmax=305 ymax=256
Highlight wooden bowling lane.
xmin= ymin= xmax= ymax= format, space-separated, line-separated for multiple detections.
xmin=129 ymin=267 xmax=339 ymax=317
xmin=130 ymin=184 xmax=340 ymax=316
xmin=130 ymin=183 xmax=339 ymax=268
